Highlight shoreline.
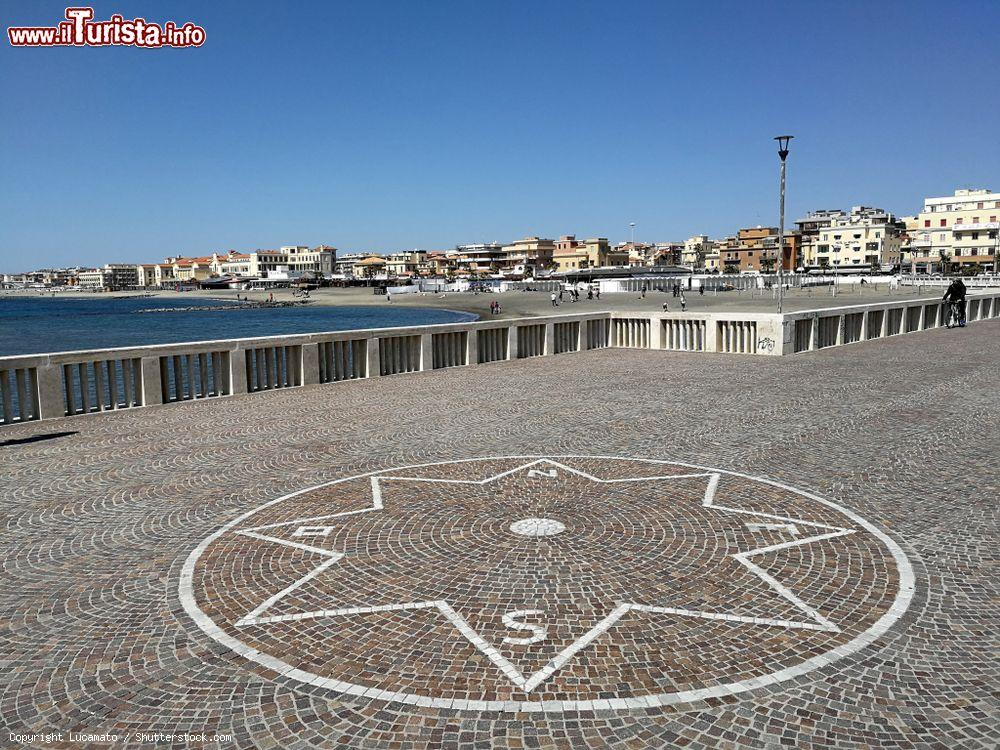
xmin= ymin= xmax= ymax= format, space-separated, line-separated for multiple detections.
xmin=1 ymin=282 xmax=979 ymax=319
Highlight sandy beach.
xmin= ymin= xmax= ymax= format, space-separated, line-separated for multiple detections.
xmin=1 ymin=281 xmax=969 ymax=320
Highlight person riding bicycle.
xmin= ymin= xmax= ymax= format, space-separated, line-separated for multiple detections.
xmin=942 ymin=278 xmax=967 ymax=327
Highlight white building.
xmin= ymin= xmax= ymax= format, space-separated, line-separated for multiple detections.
xmin=810 ymin=207 xmax=904 ymax=270
xmin=453 ymin=243 xmax=504 ymax=274
xmin=904 ymin=188 xmax=999 ymax=272
xmin=77 ymin=268 xmax=110 ymax=289
xmin=248 ymin=246 xmax=336 ymax=277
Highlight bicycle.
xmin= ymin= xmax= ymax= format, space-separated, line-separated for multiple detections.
xmin=945 ymin=300 xmax=966 ymax=329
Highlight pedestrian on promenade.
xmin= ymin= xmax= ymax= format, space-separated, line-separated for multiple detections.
xmin=699 ymin=286 xmax=705 ymax=296
xmin=551 ymin=292 xmax=558 ymax=307
xmin=596 ymin=288 xmax=601 ymax=300
xmin=587 ymin=288 xmax=593 ymax=300
xmin=680 ymin=293 xmax=687 ymax=312
xmin=662 ymin=301 xmax=669 ymax=312
xmin=559 ymin=289 xmax=564 ymax=302
xmin=387 ymin=291 xmax=392 ymax=303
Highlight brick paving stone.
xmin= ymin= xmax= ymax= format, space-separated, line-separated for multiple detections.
xmin=1 ymin=322 xmax=998 ymax=748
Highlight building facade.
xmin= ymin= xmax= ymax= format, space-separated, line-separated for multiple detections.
xmin=903 ymin=188 xmax=999 ymax=271
xmin=795 ymin=209 xmax=846 ymax=268
xmin=719 ymin=228 xmax=799 ymax=273
xmin=77 ymin=268 xmax=109 ymax=289
xmin=682 ymin=235 xmax=717 ymax=269
xmin=551 ymin=236 xmax=626 ymax=271
xmin=248 ymin=246 xmax=336 ymax=277
xmin=500 ymin=237 xmax=556 ymax=274
xmin=452 ymin=243 xmax=504 ymax=274
xmin=811 ymin=206 xmax=904 ymax=271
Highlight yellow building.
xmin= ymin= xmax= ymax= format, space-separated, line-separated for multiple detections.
xmin=385 ymin=251 xmax=426 ymax=278
xmin=552 ymin=236 xmax=626 ymax=271
xmin=499 ymin=237 xmax=555 ymax=274
xmin=352 ymin=256 xmax=387 ymax=279
xmin=682 ymin=235 xmax=717 ymax=269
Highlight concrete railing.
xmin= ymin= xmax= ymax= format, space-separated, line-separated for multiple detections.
xmin=780 ymin=290 xmax=1000 ymax=354
xmin=2 ymin=291 xmax=998 ymax=427
xmin=0 ymin=311 xmax=612 ymax=427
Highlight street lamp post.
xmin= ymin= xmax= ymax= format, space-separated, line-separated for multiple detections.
xmin=774 ymin=135 xmax=793 ymax=313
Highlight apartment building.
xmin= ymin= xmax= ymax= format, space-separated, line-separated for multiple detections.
xmin=104 ymin=263 xmax=139 ymax=290
xmin=811 ymin=206 xmax=904 ymax=270
xmin=385 ymin=250 xmax=426 ymax=278
xmin=904 ymin=188 xmax=999 ymax=271
xmin=551 ymin=236 xmax=626 ymax=271
xmin=651 ymin=243 xmax=684 ymax=266
xmin=75 ymin=264 xmax=138 ymax=290
xmin=172 ymin=259 xmax=213 ymax=283
xmin=216 ymin=252 xmax=252 ymax=276
xmin=795 ymin=209 xmax=846 ymax=266
xmin=500 ymin=237 xmax=556 ymax=274
xmin=682 ymin=235 xmax=717 ymax=269
xmin=136 ymin=264 xmax=157 ymax=287
xmin=333 ymin=252 xmax=370 ymax=277
xmin=77 ymin=268 xmax=109 ymax=289
xmin=151 ymin=264 xmax=175 ymax=287
xmin=248 ymin=246 xmax=336 ymax=277
xmin=719 ymin=228 xmax=799 ymax=273
xmin=352 ymin=256 xmax=388 ymax=279
xmin=452 ymin=243 xmax=504 ymax=274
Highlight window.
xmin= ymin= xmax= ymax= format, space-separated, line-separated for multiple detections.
xmin=973 ymin=217 xmax=979 ymax=224
xmin=978 ymin=202 xmax=984 ymax=209
xmin=955 ymin=218 xmax=963 ymax=224
xmin=940 ymin=219 xmax=947 ymax=227
xmin=972 ymin=233 xmax=979 ymax=240
xmin=924 ymin=220 xmax=930 ymax=227
xmin=991 ymin=216 xmax=997 ymax=223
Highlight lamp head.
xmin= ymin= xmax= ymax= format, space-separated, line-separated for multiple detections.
xmin=775 ymin=135 xmax=793 ymax=161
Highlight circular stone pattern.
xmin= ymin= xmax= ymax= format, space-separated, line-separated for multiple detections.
xmin=510 ymin=517 xmax=567 ymax=537
xmin=181 ymin=456 xmax=914 ymax=712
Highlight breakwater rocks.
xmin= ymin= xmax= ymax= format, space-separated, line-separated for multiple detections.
xmin=137 ymin=300 xmax=312 ymax=313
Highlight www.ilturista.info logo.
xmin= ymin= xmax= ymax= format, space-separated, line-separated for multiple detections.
xmin=8 ymin=7 xmax=205 ymax=48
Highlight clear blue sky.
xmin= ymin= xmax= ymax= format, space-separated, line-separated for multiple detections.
xmin=1 ymin=0 xmax=998 ymax=272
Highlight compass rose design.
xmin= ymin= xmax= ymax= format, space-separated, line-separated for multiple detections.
xmin=181 ymin=456 xmax=914 ymax=712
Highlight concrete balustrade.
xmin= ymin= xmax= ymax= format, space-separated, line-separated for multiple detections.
xmin=1 ymin=292 xmax=998 ymax=427
xmin=783 ymin=290 xmax=1000 ymax=355
xmin=0 ymin=311 xmax=610 ymax=426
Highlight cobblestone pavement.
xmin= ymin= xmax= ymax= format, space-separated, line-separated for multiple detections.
xmin=2 ymin=324 xmax=998 ymax=749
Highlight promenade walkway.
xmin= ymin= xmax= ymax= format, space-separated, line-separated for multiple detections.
xmin=1 ymin=321 xmax=997 ymax=749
